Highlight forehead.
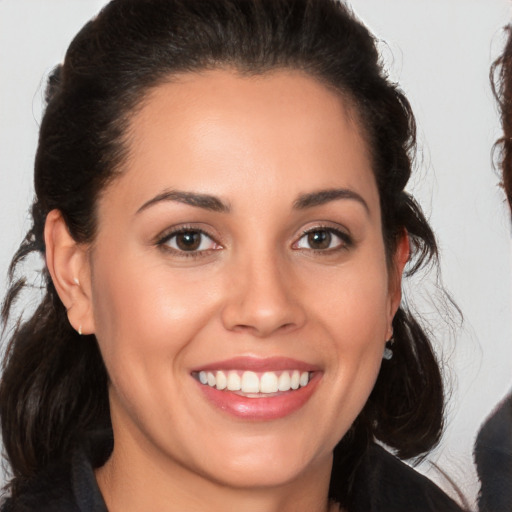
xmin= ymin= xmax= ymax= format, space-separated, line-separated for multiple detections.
xmin=106 ymin=69 xmax=378 ymax=216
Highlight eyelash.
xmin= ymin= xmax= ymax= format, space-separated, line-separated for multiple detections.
xmin=155 ymin=225 xmax=353 ymax=258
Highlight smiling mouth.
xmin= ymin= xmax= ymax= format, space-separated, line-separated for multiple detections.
xmin=193 ymin=370 xmax=312 ymax=395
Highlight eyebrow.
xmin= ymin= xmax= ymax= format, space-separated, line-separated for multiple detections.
xmin=293 ymin=188 xmax=369 ymax=213
xmin=136 ymin=187 xmax=368 ymax=215
xmin=136 ymin=190 xmax=230 ymax=214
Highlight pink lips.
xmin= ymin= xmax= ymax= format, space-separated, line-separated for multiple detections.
xmin=193 ymin=356 xmax=317 ymax=373
xmin=192 ymin=357 xmax=321 ymax=420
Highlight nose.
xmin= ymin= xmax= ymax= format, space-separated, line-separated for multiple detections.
xmin=221 ymin=253 xmax=306 ymax=338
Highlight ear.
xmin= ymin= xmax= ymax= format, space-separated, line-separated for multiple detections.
xmin=45 ymin=209 xmax=95 ymax=335
xmin=386 ymin=230 xmax=410 ymax=338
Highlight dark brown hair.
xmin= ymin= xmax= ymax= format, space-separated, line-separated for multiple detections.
xmin=1 ymin=0 xmax=443 ymax=504
xmin=492 ymin=26 xmax=512 ymax=207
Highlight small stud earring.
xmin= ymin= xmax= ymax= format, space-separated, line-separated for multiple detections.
xmin=383 ymin=336 xmax=394 ymax=360
xmin=73 ymin=277 xmax=80 ymax=286
xmin=78 ymin=325 xmax=82 ymax=336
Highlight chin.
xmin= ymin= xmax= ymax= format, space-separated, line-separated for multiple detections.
xmin=189 ymin=432 xmax=333 ymax=490
xmin=201 ymin=458 xmax=316 ymax=490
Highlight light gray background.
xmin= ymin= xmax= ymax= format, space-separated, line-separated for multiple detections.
xmin=1 ymin=0 xmax=511 ymax=506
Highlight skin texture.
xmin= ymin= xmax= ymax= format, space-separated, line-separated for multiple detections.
xmin=45 ymin=70 xmax=408 ymax=512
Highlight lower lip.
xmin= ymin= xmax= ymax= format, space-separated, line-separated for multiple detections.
xmin=196 ymin=373 xmax=321 ymax=420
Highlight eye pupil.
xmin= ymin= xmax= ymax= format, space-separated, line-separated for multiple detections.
xmin=308 ymin=230 xmax=331 ymax=249
xmin=176 ymin=232 xmax=201 ymax=251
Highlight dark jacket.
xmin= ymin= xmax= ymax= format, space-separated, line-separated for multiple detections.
xmin=474 ymin=392 xmax=512 ymax=512
xmin=1 ymin=431 xmax=464 ymax=512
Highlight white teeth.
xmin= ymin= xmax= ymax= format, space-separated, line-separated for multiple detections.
xmin=198 ymin=369 xmax=311 ymax=393
xmin=216 ymin=370 xmax=227 ymax=390
xmin=290 ymin=370 xmax=300 ymax=390
xmin=278 ymin=371 xmax=291 ymax=391
xmin=241 ymin=371 xmax=260 ymax=393
xmin=260 ymin=372 xmax=279 ymax=393
xmin=226 ymin=371 xmax=241 ymax=391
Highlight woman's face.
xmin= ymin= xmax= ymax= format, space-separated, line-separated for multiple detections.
xmin=85 ymin=70 xmax=403 ymax=490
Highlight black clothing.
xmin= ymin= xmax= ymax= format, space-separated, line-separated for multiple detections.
xmin=348 ymin=444 xmax=464 ymax=511
xmin=1 ymin=430 xmax=464 ymax=512
xmin=474 ymin=391 xmax=512 ymax=512
xmin=1 ymin=431 xmax=110 ymax=512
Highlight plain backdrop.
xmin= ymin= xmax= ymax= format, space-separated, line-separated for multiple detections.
xmin=1 ymin=0 xmax=511 ymax=506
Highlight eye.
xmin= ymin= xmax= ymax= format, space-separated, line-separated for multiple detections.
xmin=294 ymin=227 xmax=351 ymax=251
xmin=159 ymin=229 xmax=220 ymax=253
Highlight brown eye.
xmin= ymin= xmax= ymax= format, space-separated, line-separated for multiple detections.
xmin=307 ymin=230 xmax=331 ymax=250
xmin=294 ymin=227 xmax=350 ymax=252
xmin=175 ymin=232 xmax=202 ymax=251
xmin=162 ymin=230 xmax=219 ymax=253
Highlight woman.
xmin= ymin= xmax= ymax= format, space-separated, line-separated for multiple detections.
xmin=473 ymin=25 xmax=512 ymax=512
xmin=0 ymin=1 xmax=464 ymax=510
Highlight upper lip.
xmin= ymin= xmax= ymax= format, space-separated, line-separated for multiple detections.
xmin=191 ymin=356 xmax=320 ymax=373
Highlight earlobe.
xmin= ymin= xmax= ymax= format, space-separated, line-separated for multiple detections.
xmin=44 ymin=209 xmax=95 ymax=335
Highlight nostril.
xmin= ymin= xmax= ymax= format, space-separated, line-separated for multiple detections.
xmin=228 ymin=320 xmax=297 ymax=337
xmin=231 ymin=323 xmax=253 ymax=332
xmin=220 ymin=273 xmax=307 ymax=336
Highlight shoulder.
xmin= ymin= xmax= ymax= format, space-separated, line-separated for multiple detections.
xmin=1 ymin=431 xmax=110 ymax=512
xmin=349 ymin=444 xmax=465 ymax=512
xmin=474 ymin=392 xmax=512 ymax=512
xmin=475 ymin=392 xmax=512 ymax=458
xmin=1 ymin=460 xmax=78 ymax=512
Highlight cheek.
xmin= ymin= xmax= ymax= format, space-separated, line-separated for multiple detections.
xmin=305 ymin=259 xmax=391 ymax=340
xmin=322 ymin=271 xmax=389 ymax=436
xmin=89 ymin=248 xmax=222 ymax=371
xmin=88 ymin=253 xmax=226 ymax=436
xmin=300 ymin=255 xmax=390 ymax=413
